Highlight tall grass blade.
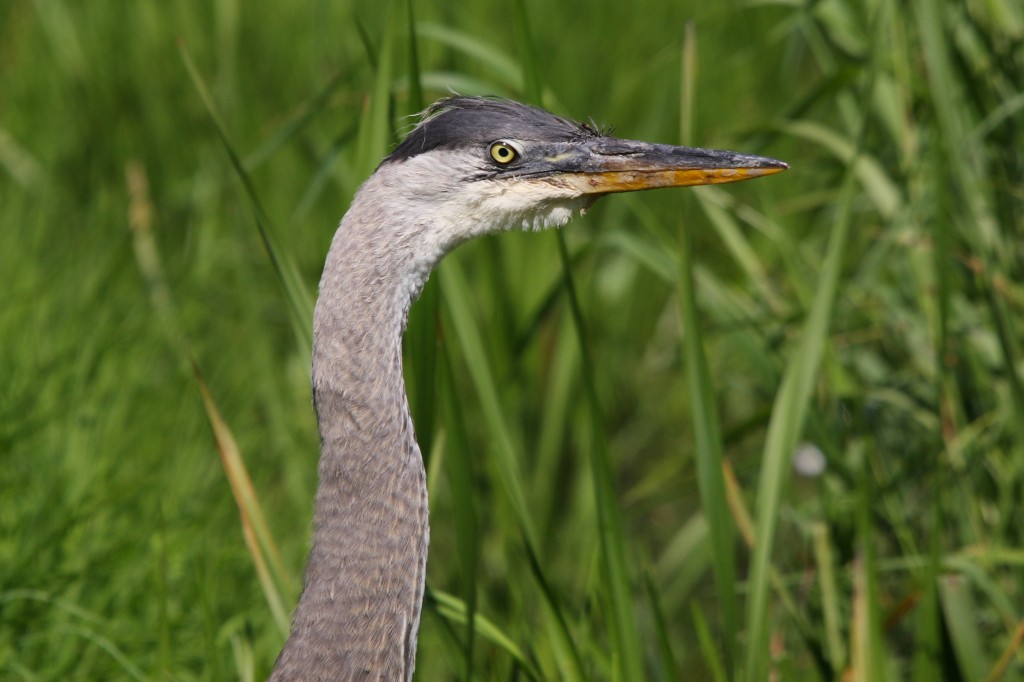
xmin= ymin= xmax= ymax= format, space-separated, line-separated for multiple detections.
xmin=679 ymin=207 xmax=739 ymax=676
xmin=427 ymin=589 xmax=541 ymax=680
xmin=912 ymin=473 xmax=944 ymax=681
xmin=64 ymin=625 xmax=147 ymax=681
xmin=938 ymin=575 xmax=989 ymax=682
xmin=985 ymin=620 xmax=1024 ymax=682
xmin=555 ymin=231 xmax=646 ymax=682
xmin=644 ymin=571 xmax=679 ymax=681
xmin=290 ymin=124 xmax=359 ymax=223
xmin=440 ymin=252 xmax=586 ymax=682
xmin=126 ymin=160 xmax=183 ymax=352
xmin=692 ymin=603 xmax=728 ymax=682
xmin=723 ymin=458 xmax=817 ymax=650
xmin=404 ymin=0 xmax=424 ymax=113
xmin=655 ymin=512 xmax=711 ymax=615
xmin=742 ymin=163 xmax=857 ymax=682
xmin=677 ymin=24 xmax=738 ymax=675
xmin=438 ymin=259 xmax=537 ymax=549
xmin=192 ymin=363 xmax=293 ymax=636
xmin=512 ymin=0 xmax=541 ymax=103
xmin=178 ymin=41 xmax=314 ymax=348
xmin=812 ymin=522 xmax=845 ymax=674
xmin=439 ymin=346 xmax=479 ymax=679
xmin=354 ymin=1 xmax=396 ymax=180
xmin=415 ymin=24 xmax=521 ymax=92
xmin=243 ymin=69 xmax=349 ymax=171
xmin=850 ymin=444 xmax=891 ymax=682
xmin=516 ymin=6 xmax=644 ymax=678
xmin=849 ymin=556 xmax=870 ymax=682
xmin=532 ymin=318 xmax=578 ymax=538
xmin=353 ymin=14 xmax=378 ymax=67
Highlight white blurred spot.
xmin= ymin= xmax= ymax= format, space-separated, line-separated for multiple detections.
xmin=793 ymin=442 xmax=826 ymax=478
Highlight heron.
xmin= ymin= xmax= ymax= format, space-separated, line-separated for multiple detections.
xmin=268 ymin=96 xmax=786 ymax=681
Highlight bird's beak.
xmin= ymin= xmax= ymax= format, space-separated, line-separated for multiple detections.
xmin=545 ymin=138 xmax=787 ymax=195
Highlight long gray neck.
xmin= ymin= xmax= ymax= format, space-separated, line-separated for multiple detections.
xmin=270 ymin=178 xmax=440 ymax=681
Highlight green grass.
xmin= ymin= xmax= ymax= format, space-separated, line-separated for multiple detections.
xmin=3 ymin=0 xmax=1023 ymax=679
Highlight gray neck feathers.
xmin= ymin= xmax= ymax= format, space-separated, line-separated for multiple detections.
xmin=270 ymin=173 xmax=435 ymax=681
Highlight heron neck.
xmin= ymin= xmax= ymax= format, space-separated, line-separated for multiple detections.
xmin=270 ymin=195 xmax=432 ymax=681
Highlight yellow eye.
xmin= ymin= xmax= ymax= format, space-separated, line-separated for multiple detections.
xmin=489 ymin=141 xmax=519 ymax=165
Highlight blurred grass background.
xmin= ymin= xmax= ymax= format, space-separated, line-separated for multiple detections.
xmin=2 ymin=0 xmax=1023 ymax=679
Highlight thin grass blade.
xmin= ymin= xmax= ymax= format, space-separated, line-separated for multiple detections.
xmin=985 ymin=620 xmax=1024 ymax=682
xmin=178 ymin=41 xmax=313 ymax=348
xmin=428 ymin=589 xmax=541 ymax=680
xmin=439 ymin=345 xmax=479 ymax=679
xmin=679 ymin=216 xmax=739 ymax=673
xmin=192 ymin=363 xmax=293 ymax=636
xmin=812 ymin=521 xmax=845 ymax=673
xmin=404 ymin=0 xmax=424 ymax=113
xmin=514 ymin=7 xmax=644 ymax=677
xmin=742 ymin=164 xmax=857 ymax=682
xmin=439 ymin=257 xmax=586 ymax=682
xmin=676 ymin=27 xmax=739 ymax=671
xmin=644 ymin=571 xmax=679 ymax=681
xmin=692 ymin=603 xmax=728 ymax=682
xmin=938 ymin=575 xmax=989 ymax=682
xmin=353 ymin=0 xmax=396 ymax=180
xmin=416 ymin=24 xmax=522 ymax=92
xmin=438 ymin=260 xmax=537 ymax=549
xmin=911 ymin=506 xmax=944 ymax=682
xmin=555 ymin=230 xmax=646 ymax=682
xmin=851 ymin=443 xmax=891 ymax=682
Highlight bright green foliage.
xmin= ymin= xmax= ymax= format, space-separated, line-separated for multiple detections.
xmin=2 ymin=0 xmax=1023 ymax=680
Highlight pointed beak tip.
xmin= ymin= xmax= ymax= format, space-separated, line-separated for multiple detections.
xmin=693 ymin=156 xmax=790 ymax=185
xmin=752 ymin=159 xmax=789 ymax=176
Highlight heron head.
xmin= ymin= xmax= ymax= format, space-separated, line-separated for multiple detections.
xmin=372 ymin=96 xmax=787 ymax=247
